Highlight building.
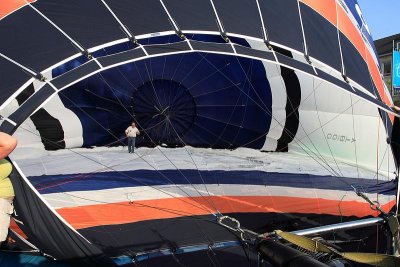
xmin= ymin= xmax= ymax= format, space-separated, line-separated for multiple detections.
xmin=374 ymin=33 xmax=400 ymax=101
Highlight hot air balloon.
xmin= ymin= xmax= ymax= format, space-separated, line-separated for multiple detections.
xmin=0 ymin=0 xmax=399 ymax=266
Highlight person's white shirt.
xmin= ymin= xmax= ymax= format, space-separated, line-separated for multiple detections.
xmin=125 ymin=126 xmax=140 ymax=137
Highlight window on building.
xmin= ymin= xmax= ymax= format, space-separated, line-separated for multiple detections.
xmin=384 ymin=61 xmax=392 ymax=75
xmin=382 ymin=59 xmax=392 ymax=76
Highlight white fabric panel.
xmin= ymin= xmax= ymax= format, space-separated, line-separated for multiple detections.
xmin=33 ymin=71 xmax=84 ymax=148
xmin=246 ymin=40 xmax=287 ymax=151
xmin=308 ymin=44 xmax=376 ymax=98
xmin=11 ymin=146 xmax=393 ymax=181
xmin=292 ymin=53 xmax=311 ymax=65
xmin=289 ymin=64 xmax=396 ymax=176
xmin=13 ymin=118 xmax=45 ymax=150
xmin=0 ymin=98 xmax=45 ymax=150
xmin=42 ymin=184 xmax=395 ymax=209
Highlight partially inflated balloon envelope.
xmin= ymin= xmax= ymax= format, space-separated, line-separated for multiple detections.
xmin=0 ymin=0 xmax=398 ymax=266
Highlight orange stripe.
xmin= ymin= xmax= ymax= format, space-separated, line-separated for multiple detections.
xmin=0 ymin=0 xmax=35 ymax=20
xmin=300 ymin=0 xmax=364 ymax=59
xmin=56 ymin=196 xmax=395 ymax=229
xmin=300 ymin=0 xmax=337 ymax=26
xmin=9 ymin=218 xmax=27 ymax=239
xmin=336 ymin=3 xmax=366 ymax=62
xmin=300 ymin=0 xmax=392 ymax=112
xmin=336 ymin=3 xmax=392 ymax=115
xmin=366 ymin=51 xmax=395 ymax=120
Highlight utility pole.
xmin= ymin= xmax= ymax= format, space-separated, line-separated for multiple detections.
xmin=393 ymin=40 xmax=395 ymax=99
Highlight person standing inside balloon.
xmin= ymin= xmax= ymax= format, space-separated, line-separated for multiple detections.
xmin=125 ymin=121 xmax=140 ymax=153
xmin=0 ymin=132 xmax=17 ymax=247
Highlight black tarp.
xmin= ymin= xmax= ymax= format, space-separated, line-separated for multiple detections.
xmin=391 ymin=116 xmax=400 ymax=168
xmin=10 ymin=166 xmax=116 ymax=266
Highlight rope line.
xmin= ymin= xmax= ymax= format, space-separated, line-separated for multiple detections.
xmin=198 ymin=53 xmax=340 ymax=177
xmin=106 ymin=59 xmax=223 ymax=215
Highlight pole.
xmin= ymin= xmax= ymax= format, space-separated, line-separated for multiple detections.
xmin=292 ymin=217 xmax=383 ymax=236
xmin=393 ymin=40 xmax=395 ymax=99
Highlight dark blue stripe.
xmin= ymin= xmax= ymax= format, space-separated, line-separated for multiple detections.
xmin=28 ymin=169 xmax=396 ymax=196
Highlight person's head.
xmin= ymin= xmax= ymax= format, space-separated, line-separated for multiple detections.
xmin=131 ymin=122 xmax=136 ymax=127
xmin=0 ymin=132 xmax=17 ymax=160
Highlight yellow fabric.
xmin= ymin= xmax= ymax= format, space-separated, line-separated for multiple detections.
xmin=275 ymin=230 xmax=332 ymax=253
xmin=0 ymin=159 xmax=14 ymax=198
xmin=275 ymin=230 xmax=400 ymax=267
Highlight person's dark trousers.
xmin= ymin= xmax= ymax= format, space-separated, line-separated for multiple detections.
xmin=127 ymin=137 xmax=136 ymax=153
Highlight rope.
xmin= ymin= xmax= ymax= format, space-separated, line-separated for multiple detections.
xmin=16 ymin=125 xmax=215 ymax=215
xmin=94 ymin=71 xmax=221 ymax=215
xmin=352 ymin=185 xmax=388 ymax=216
xmin=198 ymin=53 xmax=341 ymax=177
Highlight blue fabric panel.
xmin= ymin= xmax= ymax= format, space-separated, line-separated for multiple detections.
xmin=97 ymin=48 xmax=146 ymax=68
xmin=52 ymin=61 xmax=100 ymax=89
xmin=30 ymin=169 xmax=396 ymax=196
xmin=103 ymin=0 xmax=173 ymax=36
xmin=145 ymin=41 xmax=191 ymax=55
xmin=52 ymin=55 xmax=89 ymax=78
xmin=163 ymin=0 xmax=219 ymax=32
xmin=0 ymin=7 xmax=77 ymax=73
xmin=190 ymin=40 xmax=234 ymax=53
xmin=300 ymin=3 xmax=342 ymax=72
xmin=258 ymin=0 xmax=304 ymax=52
xmin=0 ymin=57 xmax=32 ymax=106
xmin=234 ymin=45 xmax=275 ymax=61
xmin=56 ymin=35 xmax=271 ymax=149
xmin=213 ymin=0 xmax=263 ymax=38
xmin=342 ymin=0 xmax=377 ymax=56
xmin=9 ymin=84 xmax=55 ymax=126
xmin=33 ymin=0 xmax=126 ymax=49
xmin=340 ymin=32 xmax=375 ymax=95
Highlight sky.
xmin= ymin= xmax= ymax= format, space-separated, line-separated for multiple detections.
xmin=358 ymin=0 xmax=400 ymax=40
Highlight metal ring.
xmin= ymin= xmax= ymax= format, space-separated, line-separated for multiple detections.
xmin=370 ymin=201 xmax=381 ymax=211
